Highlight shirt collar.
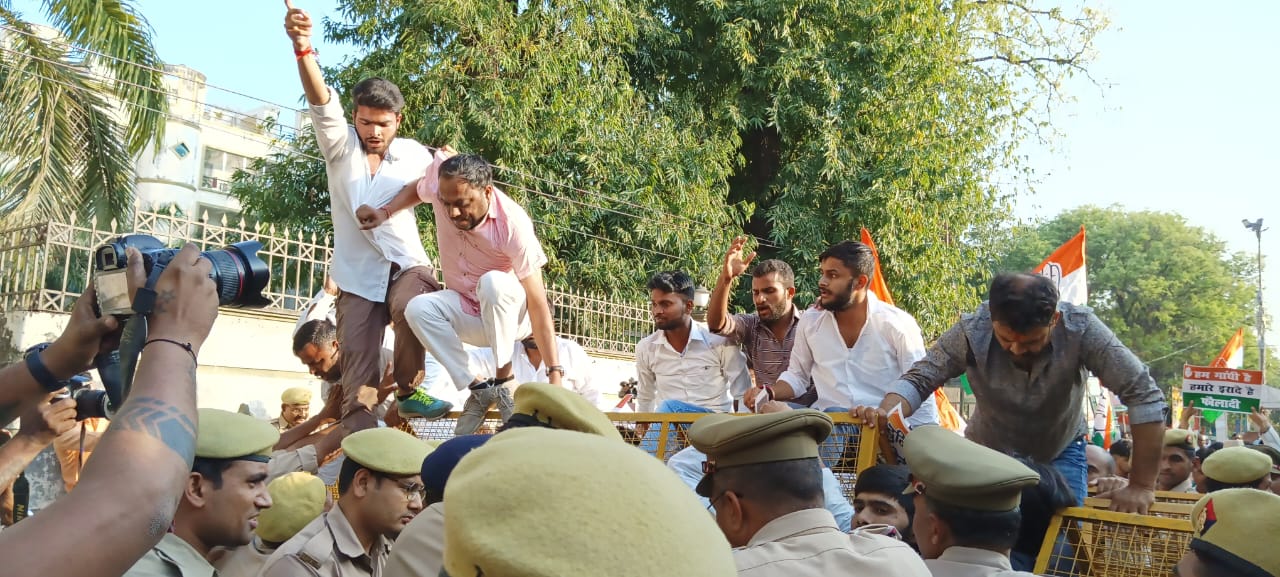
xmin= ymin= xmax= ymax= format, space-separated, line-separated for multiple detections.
xmin=934 ymin=546 xmax=1016 ymax=570
xmin=153 ymin=533 xmax=217 ymax=577
xmin=330 ymin=503 xmax=381 ymax=560
xmin=745 ymin=509 xmax=839 ymax=547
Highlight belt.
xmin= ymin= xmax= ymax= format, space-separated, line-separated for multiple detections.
xmin=469 ymin=375 xmax=515 ymax=391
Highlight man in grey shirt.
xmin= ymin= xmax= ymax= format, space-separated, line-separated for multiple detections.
xmin=854 ymin=273 xmax=1166 ymax=514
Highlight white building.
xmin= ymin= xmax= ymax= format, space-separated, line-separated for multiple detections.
xmin=133 ymin=64 xmax=303 ymax=223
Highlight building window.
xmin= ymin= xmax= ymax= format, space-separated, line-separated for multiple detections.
xmin=201 ymin=148 xmax=252 ymax=194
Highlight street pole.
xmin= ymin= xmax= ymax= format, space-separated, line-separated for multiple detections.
xmin=1244 ymin=218 xmax=1267 ymax=374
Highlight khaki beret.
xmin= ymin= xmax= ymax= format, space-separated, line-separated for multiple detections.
xmin=901 ymin=425 xmax=1039 ymax=512
xmin=510 ymin=382 xmax=623 ymax=441
xmin=256 ymin=472 xmax=326 ymax=543
xmin=341 ymin=428 xmax=434 ymax=476
xmin=687 ymin=410 xmax=833 ymax=497
xmin=1165 ymin=428 xmax=1196 ymax=448
xmin=1191 ymin=489 xmax=1280 ymax=576
xmin=281 ymin=387 xmax=312 ymax=405
xmin=1202 ymin=446 xmax=1272 ymax=484
xmin=196 ymin=408 xmax=280 ymax=462
xmin=443 ymin=427 xmax=736 ymax=577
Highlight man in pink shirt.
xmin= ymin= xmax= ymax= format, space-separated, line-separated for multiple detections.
xmin=357 ymin=152 xmax=563 ymax=435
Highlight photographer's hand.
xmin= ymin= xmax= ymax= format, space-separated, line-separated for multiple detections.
xmin=145 ymin=244 xmax=219 ymax=352
xmin=0 ymin=394 xmax=75 ymax=499
xmin=0 ymin=249 xmax=145 ymax=428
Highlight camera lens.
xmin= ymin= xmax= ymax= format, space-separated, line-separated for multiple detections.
xmin=201 ymin=241 xmax=270 ymax=308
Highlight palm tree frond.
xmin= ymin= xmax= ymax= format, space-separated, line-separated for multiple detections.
xmin=0 ymin=25 xmax=132 ymax=225
xmin=41 ymin=0 xmax=166 ymax=155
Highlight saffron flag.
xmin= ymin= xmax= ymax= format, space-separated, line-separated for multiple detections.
xmin=861 ymin=227 xmax=966 ymax=433
xmin=1035 ymin=225 xmax=1087 ymax=306
xmin=1201 ymin=328 xmax=1246 ymax=428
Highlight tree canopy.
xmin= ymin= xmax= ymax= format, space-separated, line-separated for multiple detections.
xmin=0 ymin=0 xmax=167 ymax=225
xmin=998 ymin=205 xmax=1271 ymax=389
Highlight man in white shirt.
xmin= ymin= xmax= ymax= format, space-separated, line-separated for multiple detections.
xmin=286 ymin=1 xmax=450 ymax=428
xmin=470 ymin=337 xmax=602 ymax=408
xmin=747 ymin=241 xmax=938 ymax=425
xmin=635 ymin=270 xmax=752 ymax=414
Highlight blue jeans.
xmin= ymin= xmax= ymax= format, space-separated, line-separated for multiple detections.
xmin=639 ymin=400 xmax=712 ymax=457
xmin=1052 ymin=437 xmax=1088 ymax=507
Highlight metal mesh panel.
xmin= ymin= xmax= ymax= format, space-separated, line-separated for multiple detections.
xmin=1034 ymin=507 xmax=1194 ymax=577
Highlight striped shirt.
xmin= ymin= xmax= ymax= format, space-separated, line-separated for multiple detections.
xmin=717 ymin=308 xmax=801 ymax=388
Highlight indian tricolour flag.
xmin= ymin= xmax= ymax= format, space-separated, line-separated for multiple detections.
xmin=1200 ymin=328 xmax=1246 ymax=437
xmin=1211 ymin=328 xmax=1246 ymax=370
xmin=1034 ymin=225 xmax=1087 ymax=305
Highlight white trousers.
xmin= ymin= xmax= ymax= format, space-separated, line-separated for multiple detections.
xmin=404 ymin=271 xmax=532 ymax=389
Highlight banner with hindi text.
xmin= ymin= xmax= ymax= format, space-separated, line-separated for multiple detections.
xmin=1181 ymin=364 xmax=1265 ymax=415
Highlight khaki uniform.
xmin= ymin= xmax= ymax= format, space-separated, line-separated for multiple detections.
xmin=268 ymin=445 xmax=320 ymax=483
xmin=924 ymin=547 xmax=1038 ymax=577
xmin=210 ymin=536 xmax=275 ymax=577
xmin=259 ymin=504 xmax=392 ymax=577
xmin=382 ymin=502 xmax=446 ymax=577
xmin=733 ymin=509 xmax=929 ymax=577
xmin=122 ymin=533 xmax=216 ymax=577
xmin=270 ymin=418 xmax=293 ymax=433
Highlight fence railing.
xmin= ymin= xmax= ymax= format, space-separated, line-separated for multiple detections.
xmin=0 ymin=210 xmax=649 ymax=358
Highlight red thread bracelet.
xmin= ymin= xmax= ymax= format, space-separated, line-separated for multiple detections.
xmin=294 ymin=47 xmax=317 ymax=61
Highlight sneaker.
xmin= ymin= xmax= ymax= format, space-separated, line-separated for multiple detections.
xmin=397 ymin=388 xmax=452 ymax=420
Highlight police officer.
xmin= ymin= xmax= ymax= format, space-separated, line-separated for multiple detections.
xmin=1176 ymin=488 xmax=1280 ymax=576
xmin=901 ymin=426 xmax=1041 ymax=577
xmin=384 ymin=382 xmax=621 ymax=577
xmin=212 ymin=472 xmax=328 ymax=577
xmin=687 ymin=410 xmax=929 ymax=576
xmin=259 ymin=427 xmax=433 ymax=577
xmin=272 ymin=388 xmax=314 ymax=432
xmin=1200 ymin=446 xmax=1274 ymax=493
xmin=441 ymin=426 xmax=738 ymax=576
xmin=123 ymin=409 xmax=279 ymax=577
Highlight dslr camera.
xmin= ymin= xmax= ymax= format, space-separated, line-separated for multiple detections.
xmin=24 ymin=343 xmax=103 ymax=421
xmin=94 ymin=234 xmax=271 ymax=314
xmin=72 ymin=234 xmax=272 ymax=420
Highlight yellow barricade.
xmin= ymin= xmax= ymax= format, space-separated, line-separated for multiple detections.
xmin=394 ymin=411 xmax=881 ymax=501
xmin=1034 ymin=506 xmax=1194 ymax=577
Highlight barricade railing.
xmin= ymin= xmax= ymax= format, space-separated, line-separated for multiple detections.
xmin=1034 ymin=506 xmax=1194 ymax=577
xmin=397 ymin=411 xmax=881 ymax=501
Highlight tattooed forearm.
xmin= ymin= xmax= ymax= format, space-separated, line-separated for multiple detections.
xmin=112 ymin=396 xmax=197 ymax=465
xmin=154 ymin=290 xmax=176 ymax=314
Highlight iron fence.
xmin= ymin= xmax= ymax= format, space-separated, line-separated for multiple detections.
xmin=0 ymin=210 xmax=648 ymax=358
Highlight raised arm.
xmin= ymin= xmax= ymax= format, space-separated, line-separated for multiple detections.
xmin=0 ymin=395 xmax=76 ymax=492
xmin=707 ymin=236 xmax=755 ymax=336
xmin=284 ymin=0 xmax=327 ymax=106
xmin=0 ymin=244 xmax=219 ymax=577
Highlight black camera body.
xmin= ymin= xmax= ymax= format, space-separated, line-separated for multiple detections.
xmin=74 ymin=234 xmax=272 ymax=421
xmin=23 ymin=343 xmax=109 ymax=421
xmin=93 ymin=234 xmax=271 ymax=315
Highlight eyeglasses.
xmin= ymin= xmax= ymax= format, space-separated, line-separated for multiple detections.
xmin=381 ymin=476 xmax=427 ymax=502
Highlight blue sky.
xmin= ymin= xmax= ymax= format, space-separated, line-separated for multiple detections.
xmin=12 ymin=0 xmax=1279 ymax=349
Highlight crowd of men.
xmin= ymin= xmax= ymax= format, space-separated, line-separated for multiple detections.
xmin=1 ymin=1 xmax=1280 ymax=576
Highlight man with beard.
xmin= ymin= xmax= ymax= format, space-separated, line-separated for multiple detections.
xmin=284 ymin=0 xmax=452 ymax=428
xmin=260 ymin=428 xmax=433 ymax=577
xmin=856 ymin=273 xmax=1167 ymax=514
xmin=357 ymin=152 xmax=562 ymax=436
xmin=707 ymin=237 xmax=813 ymax=405
xmin=746 ymin=241 xmax=938 ymax=439
xmin=635 ymin=270 xmax=752 ymax=414
xmin=123 ymin=409 xmax=278 ymax=577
